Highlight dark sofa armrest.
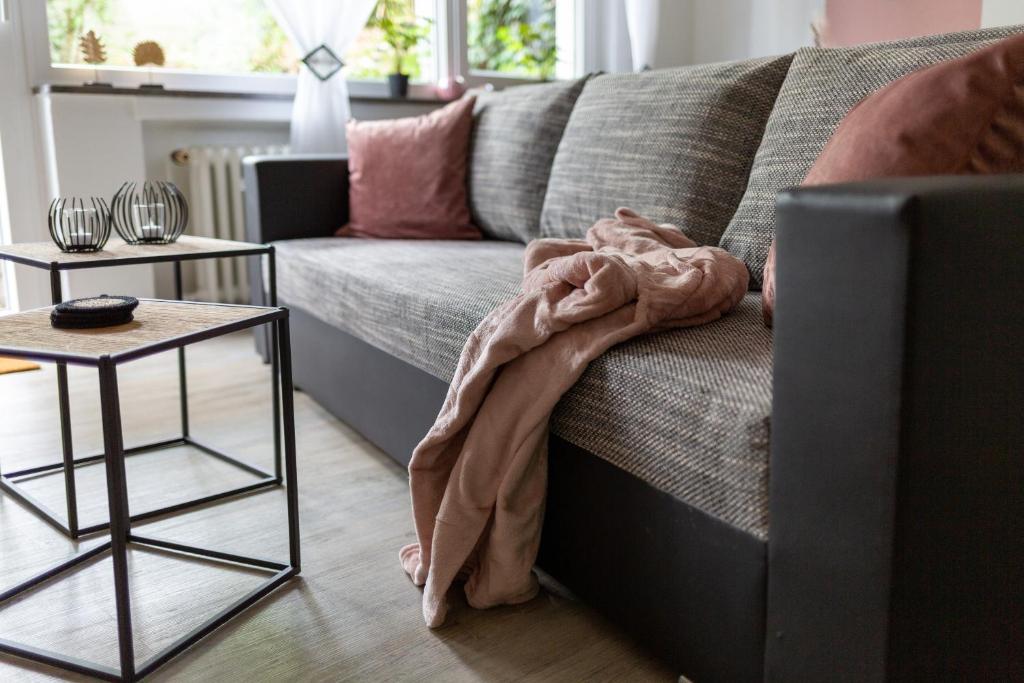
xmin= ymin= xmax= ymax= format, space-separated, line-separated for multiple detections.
xmin=243 ymin=154 xmax=349 ymax=243
xmin=243 ymin=154 xmax=348 ymax=309
xmin=766 ymin=175 xmax=1024 ymax=681
xmin=243 ymin=154 xmax=347 ymax=360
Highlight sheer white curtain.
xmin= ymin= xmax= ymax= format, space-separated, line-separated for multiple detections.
xmin=582 ymin=0 xmax=633 ymax=74
xmin=268 ymin=0 xmax=378 ymax=154
xmin=623 ymin=0 xmax=660 ymax=71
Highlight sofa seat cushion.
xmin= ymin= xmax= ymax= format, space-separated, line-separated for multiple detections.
xmin=552 ymin=293 xmax=772 ymax=540
xmin=276 ymin=238 xmax=771 ymax=539
xmin=720 ymin=24 xmax=1024 ymax=289
xmin=539 ymin=55 xmax=794 ymax=245
xmin=273 ymin=237 xmax=524 ymax=381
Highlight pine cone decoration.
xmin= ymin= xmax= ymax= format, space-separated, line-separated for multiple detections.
xmin=80 ymin=30 xmax=107 ymax=65
xmin=133 ymin=41 xmax=165 ymax=67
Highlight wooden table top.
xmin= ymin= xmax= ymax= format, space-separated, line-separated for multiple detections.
xmin=0 ymin=299 xmax=282 ymax=366
xmin=0 ymin=236 xmax=270 ymax=270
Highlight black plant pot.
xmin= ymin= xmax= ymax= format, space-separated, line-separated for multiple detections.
xmin=388 ymin=73 xmax=409 ymax=99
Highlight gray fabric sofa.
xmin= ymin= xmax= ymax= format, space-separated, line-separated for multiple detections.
xmin=245 ymin=25 xmax=1024 ymax=682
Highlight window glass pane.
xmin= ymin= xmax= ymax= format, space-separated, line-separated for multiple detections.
xmin=45 ymin=0 xmax=436 ymax=81
xmin=345 ymin=0 xmax=436 ymax=82
xmin=467 ymin=0 xmax=558 ymax=79
xmin=47 ymin=0 xmax=298 ymax=74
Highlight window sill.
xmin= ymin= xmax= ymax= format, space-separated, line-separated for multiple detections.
xmin=32 ymin=83 xmax=452 ymax=105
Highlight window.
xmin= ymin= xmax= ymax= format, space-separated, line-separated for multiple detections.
xmin=466 ymin=0 xmax=558 ymax=80
xmin=44 ymin=0 xmax=436 ymax=82
xmin=36 ymin=0 xmax=578 ymax=93
xmin=46 ymin=0 xmax=298 ymax=75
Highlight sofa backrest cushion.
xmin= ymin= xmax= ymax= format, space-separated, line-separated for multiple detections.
xmin=469 ymin=77 xmax=589 ymax=243
xmin=538 ymin=55 xmax=794 ymax=244
xmin=719 ymin=24 xmax=1024 ymax=289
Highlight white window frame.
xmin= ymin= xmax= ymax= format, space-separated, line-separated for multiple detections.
xmin=20 ymin=0 xmax=582 ymax=98
xmin=0 ymin=135 xmax=15 ymax=313
xmin=0 ymin=3 xmax=12 ymax=311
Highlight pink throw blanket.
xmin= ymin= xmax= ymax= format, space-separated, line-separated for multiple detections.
xmin=400 ymin=208 xmax=749 ymax=627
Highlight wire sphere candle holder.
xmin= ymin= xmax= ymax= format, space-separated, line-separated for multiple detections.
xmin=47 ymin=197 xmax=112 ymax=253
xmin=111 ymin=181 xmax=189 ymax=244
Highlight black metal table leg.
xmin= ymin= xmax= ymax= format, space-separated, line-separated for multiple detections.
xmin=51 ymin=268 xmax=80 ymax=537
xmin=173 ymin=262 xmax=189 ymax=439
xmin=268 ymin=249 xmax=282 ymax=481
xmin=98 ymin=358 xmax=136 ymax=680
xmin=278 ymin=314 xmax=300 ymax=570
xmin=268 ymin=248 xmax=277 ymax=309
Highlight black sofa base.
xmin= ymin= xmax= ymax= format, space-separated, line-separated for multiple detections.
xmin=285 ymin=303 xmax=767 ymax=682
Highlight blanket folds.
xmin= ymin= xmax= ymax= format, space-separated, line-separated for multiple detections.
xmin=400 ymin=208 xmax=750 ymax=627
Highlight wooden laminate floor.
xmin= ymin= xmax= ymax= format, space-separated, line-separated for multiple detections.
xmin=0 ymin=333 xmax=673 ymax=682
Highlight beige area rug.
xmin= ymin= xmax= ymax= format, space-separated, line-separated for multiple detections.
xmin=0 ymin=357 xmax=40 ymax=375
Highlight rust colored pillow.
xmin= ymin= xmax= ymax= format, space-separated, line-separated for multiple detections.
xmin=340 ymin=97 xmax=481 ymax=240
xmin=762 ymin=33 xmax=1024 ymax=327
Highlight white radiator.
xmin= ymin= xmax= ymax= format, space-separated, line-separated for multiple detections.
xmin=175 ymin=144 xmax=288 ymax=303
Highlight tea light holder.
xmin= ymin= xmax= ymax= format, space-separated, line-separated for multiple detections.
xmin=47 ymin=197 xmax=112 ymax=253
xmin=111 ymin=180 xmax=188 ymax=244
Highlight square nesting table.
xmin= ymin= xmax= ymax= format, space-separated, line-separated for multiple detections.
xmin=0 ymin=237 xmax=279 ymax=537
xmin=0 ymin=299 xmax=299 ymax=681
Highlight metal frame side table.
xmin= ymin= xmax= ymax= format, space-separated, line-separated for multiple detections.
xmin=0 ymin=300 xmax=300 ymax=682
xmin=0 ymin=237 xmax=279 ymax=537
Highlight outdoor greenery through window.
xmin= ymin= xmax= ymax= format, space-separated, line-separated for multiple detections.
xmin=467 ymin=0 xmax=557 ymax=80
xmin=45 ymin=0 xmax=435 ymax=81
xmin=349 ymin=0 xmax=434 ymax=82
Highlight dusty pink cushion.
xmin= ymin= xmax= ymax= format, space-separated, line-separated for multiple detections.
xmin=340 ymin=97 xmax=481 ymax=240
xmin=762 ymin=33 xmax=1024 ymax=327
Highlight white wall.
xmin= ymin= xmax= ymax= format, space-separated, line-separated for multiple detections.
xmin=652 ymin=1 xmax=694 ymax=68
xmin=748 ymin=0 xmax=822 ymax=57
xmin=591 ymin=0 xmax=823 ymax=72
xmin=0 ymin=0 xmax=52 ymax=310
xmin=691 ymin=0 xmax=755 ymax=64
xmin=982 ymin=0 xmax=1024 ymax=27
xmin=584 ymin=0 xmax=634 ymax=73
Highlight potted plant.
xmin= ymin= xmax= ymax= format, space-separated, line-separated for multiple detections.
xmin=370 ymin=0 xmax=431 ymax=98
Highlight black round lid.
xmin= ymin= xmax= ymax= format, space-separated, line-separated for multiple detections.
xmin=51 ymin=295 xmax=139 ymax=329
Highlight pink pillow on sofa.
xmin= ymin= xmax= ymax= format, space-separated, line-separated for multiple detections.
xmin=761 ymin=33 xmax=1024 ymax=327
xmin=340 ymin=97 xmax=481 ymax=240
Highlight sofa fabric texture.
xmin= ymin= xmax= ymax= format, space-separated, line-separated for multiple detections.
xmin=805 ymin=33 xmax=1024 ymax=183
xmin=470 ymin=77 xmax=589 ymax=243
xmin=342 ymin=97 xmax=481 ymax=240
xmin=274 ymin=238 xmax=523 ymax=381
xmin=554 ymin=292 xmax=772 ymax=539
xmin=538 ymin=55 xmax=794 ymax=246
xmin=720 ymin=24 xmax=1024 ymax=289
xmin=274 ymin=238 xmax=773 ymax=539
xmin=762 ymin=31 xmax=1024 ymax=326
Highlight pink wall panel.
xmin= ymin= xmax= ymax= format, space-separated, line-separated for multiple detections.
xmin=822 ymin=0 xmax=983 ymax=47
